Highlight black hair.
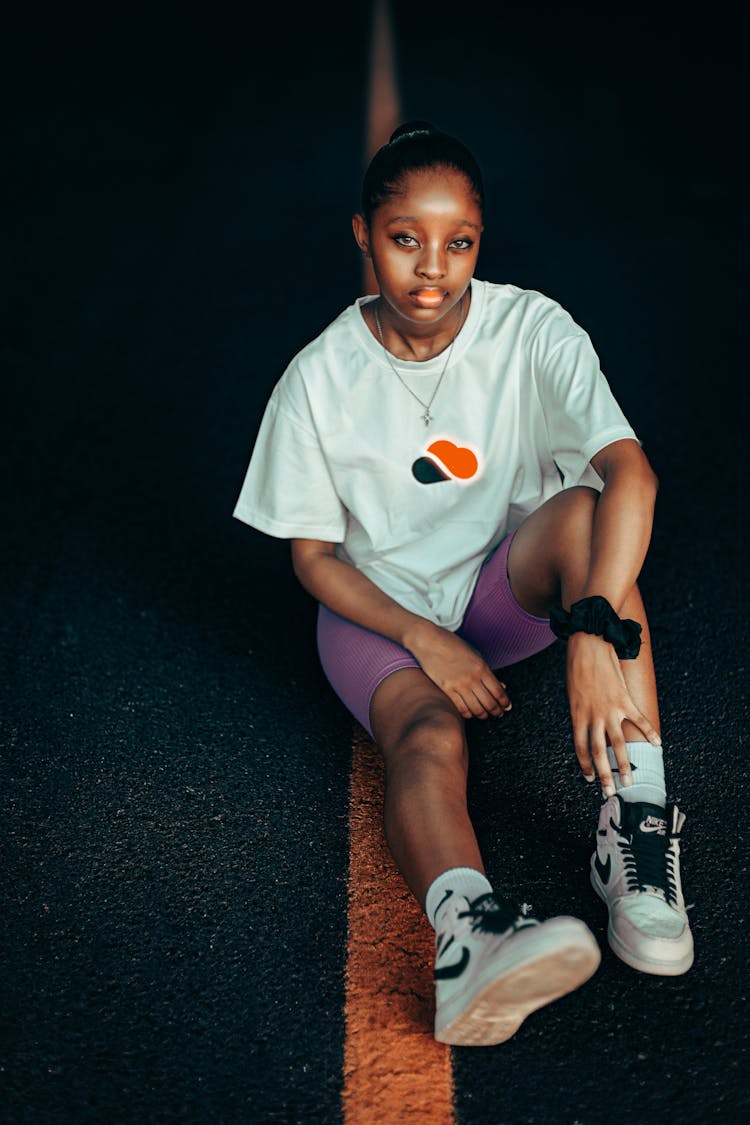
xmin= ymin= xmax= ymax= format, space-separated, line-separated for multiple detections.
xmin=360 ymin=120 xmax=485 ymax=225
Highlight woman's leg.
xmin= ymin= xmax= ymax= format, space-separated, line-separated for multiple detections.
xmin=369 ymin=664 xmax=601 ymax=1047
xmin=317 ymin=605 xmax=487 ymax=909
xmin=506 ymin=487 xmax=692 ymax=975
xmin=506 ymin=486 xmax=660 ymax=738
xmin=369 ymin=667 xmax=482 ymax=909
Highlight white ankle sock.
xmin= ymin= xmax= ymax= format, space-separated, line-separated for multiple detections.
xmin=424 ymin=867 xmax=493 ymax=930
xmin=606 ymin=741 xmax=666 ymax=807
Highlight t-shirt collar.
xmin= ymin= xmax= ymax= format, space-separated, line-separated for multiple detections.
xmin=354 ymin=278 xmax=485 ymax=374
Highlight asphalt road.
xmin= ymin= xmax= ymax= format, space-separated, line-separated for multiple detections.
xmin=2 ymin=2 xmax=748 ymax=1122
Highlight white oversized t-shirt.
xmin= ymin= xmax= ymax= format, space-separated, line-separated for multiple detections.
xmin=233 ymin=279 xmax=638 ymax=630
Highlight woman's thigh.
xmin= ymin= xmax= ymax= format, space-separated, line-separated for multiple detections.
xmin=316 ymin=492 xmax=598 ymax=734
xmin=317 ymin=528 xmax=562 ymax=736
xmin=458 ymin=532 xmax=556 ymax=670
xmin=316 ymin=605 xmax=419 ymax=737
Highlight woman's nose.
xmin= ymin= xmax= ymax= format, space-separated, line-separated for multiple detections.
xmin=416 ymin=244 xmax=446 ymax=279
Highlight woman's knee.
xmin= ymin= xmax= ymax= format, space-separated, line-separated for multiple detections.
xmin=513 ymin=485 xmax=598 ymax=559
xmin=509 ymin=486 xmax=601 ymax=613
xmin=560 ymin=485 xmax=599 ymax=527
xmin=383 ymin=703 xmax=467 ymax=773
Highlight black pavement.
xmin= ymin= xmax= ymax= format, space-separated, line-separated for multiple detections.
xmin=3 ymin=3 xmax=748 ymax=1122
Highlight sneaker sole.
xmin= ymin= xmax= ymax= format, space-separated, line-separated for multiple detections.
xmin=434 ymin=918 xmax=601 ymax=1047
xmin=590 ymin=869 xmax=694 ymax=976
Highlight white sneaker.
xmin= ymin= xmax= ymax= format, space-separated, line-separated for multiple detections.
xmin=433 ymin=893 xmax=601 ymax=1046
xmin=591 ymin=795 xmax=694 ymax=975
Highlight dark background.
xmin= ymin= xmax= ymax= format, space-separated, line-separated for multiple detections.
xmin=2 ymin=2 xmax=748 ymax=1122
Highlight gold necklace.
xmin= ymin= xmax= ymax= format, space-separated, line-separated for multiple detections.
xmin=373 ymin=297 xmax=465 ymax=427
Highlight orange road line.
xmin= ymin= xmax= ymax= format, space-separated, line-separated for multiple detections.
xmin=361 ymin=0 xmax=400 ymax=297
xmin=342 ymin=6 xmax=455 ymax=1120
xmin=342 ymin=731 xmax=455 ymax=1124
xmin=365 ymin=0 xmax=401 ymax=160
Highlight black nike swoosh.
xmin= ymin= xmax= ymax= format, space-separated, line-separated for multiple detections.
xmin=594 ymin=853 xmax=612 ymax=884
xmin=434 ymin=946 xmax=470 ymax=981
xmin=433 ymin=888 xmax=454 ymax=921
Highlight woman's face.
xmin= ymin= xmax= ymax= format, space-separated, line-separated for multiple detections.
xmin=353 ymin=166 xmax=483 ymax=333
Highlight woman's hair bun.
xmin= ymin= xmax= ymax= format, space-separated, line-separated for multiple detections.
xmin=361 ymin=119 xmax=484 ymax=222
xmin=389 ymin=120 xmax=436 ymax=144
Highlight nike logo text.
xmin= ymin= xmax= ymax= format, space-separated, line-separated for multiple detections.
xmin=640 ymin=816 xmax=667 ymax=834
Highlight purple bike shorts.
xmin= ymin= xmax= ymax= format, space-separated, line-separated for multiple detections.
xmin=316 ymin=532 xmax=556 ymax=737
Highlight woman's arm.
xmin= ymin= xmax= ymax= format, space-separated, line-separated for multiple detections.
xmin=564 ymin=439 xmax=662 ymax=787
xmin=291 ymin=539 xmax=511 ymax=721
xmin=584 ymin=438 xmax=659 ymax=610
xmin=292 ymin=539 xmax=430 ymax=651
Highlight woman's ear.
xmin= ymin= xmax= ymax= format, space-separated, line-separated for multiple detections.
xmin=351 ymin=213 xmax=370 ymax=256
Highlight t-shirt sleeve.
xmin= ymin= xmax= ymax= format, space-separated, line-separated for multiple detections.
xmin=232 ymin=390 xmax=348 ymax=541
xmin=533 ymin=320 xmax=638 ymax=488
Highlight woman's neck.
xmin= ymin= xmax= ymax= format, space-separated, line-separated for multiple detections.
xmin=366 ymin=292 xmax=469 ymax=362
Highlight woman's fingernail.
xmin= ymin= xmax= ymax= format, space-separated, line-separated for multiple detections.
xmin=653 ymin=735 xmax=662 ymax=746
xmin=621 ymin=772 xmax=632 ymax=787
xmin=603 ymin=784 xmax=615 ymax=797
xmin=583 ymin=773 xmax=595 ymax=783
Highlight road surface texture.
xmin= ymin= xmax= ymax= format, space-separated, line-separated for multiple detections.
xmin=3 ymin=2 xmax=748 ymax=1122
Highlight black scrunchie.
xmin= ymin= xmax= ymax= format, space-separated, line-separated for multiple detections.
xmin=549 ymin=596 xmax=642 ymax=660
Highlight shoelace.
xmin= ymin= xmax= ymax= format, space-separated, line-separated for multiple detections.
xmin=456 ymin=893 xmax=538 ymax=935
xmin=614 ymin=813 xmax=680 ymax=905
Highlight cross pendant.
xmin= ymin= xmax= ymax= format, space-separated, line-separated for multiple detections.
xmin=422 ymin=409 xmax=432 ymax=426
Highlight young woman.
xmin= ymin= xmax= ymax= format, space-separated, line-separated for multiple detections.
xmin=233 ymin=122 xmax=693 ymax=1046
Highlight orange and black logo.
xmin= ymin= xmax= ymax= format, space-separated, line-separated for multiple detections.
xmin=412 ymin=438 xmax=481 ymax=484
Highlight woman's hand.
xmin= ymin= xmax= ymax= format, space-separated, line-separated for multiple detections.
xmin=405 ymin=622 xmax=512 ymax=721
xmin=290 ymin=538 xmax=510 ymax=722
xmin=565 ymin=631 xmax=661 ymax=793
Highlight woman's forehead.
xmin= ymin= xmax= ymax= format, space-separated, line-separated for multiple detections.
xmin=380 ymin=168 xmax=482 ymax=217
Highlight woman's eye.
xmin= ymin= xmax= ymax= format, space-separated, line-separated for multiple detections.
xmin=450 ymin=238 xmax=473 ymax=250
xmin=393 ymin=234 xmax=418 ymax=246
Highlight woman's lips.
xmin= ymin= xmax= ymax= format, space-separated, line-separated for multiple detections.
xmin=412 ymin=289 xmax=445 ymax=308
